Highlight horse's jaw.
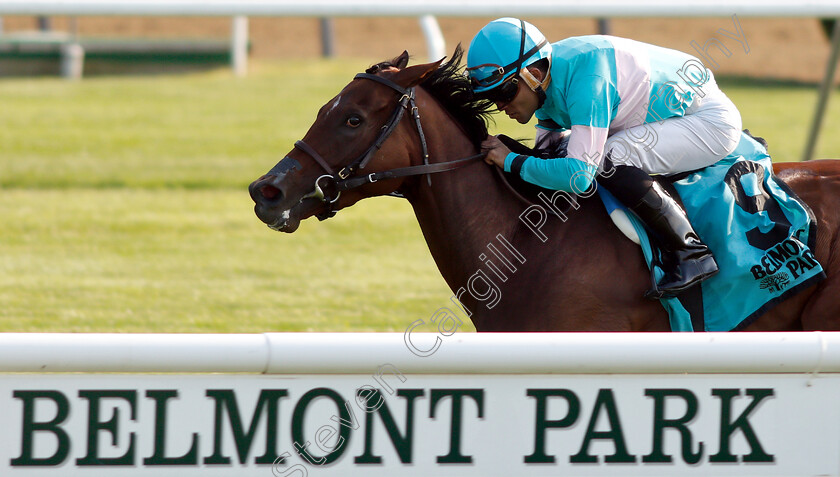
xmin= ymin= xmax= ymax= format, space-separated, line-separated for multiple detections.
xmin=252 ymin=202 xmax=297 ymax=233
xmin=268 ymin=209 xmax=298 ymax=233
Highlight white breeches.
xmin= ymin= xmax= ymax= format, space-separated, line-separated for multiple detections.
xmin=603 ymin=83 xmax=743 ymax=175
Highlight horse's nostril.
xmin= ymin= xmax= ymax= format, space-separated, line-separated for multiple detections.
xmin=249 ymin=177 xmax=284 ymax=205
xmin=260 ymin=184 xmax=282 ymax=201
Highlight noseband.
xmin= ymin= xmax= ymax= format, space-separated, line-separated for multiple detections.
xmin=283 ymin=72 xmax=484 ymax=221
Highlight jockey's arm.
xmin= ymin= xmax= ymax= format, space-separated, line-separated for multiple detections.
xmin=502 ymin=122 xmax=602 ymax=193
xmin=502 ymin=72 xmax=615 ymax=193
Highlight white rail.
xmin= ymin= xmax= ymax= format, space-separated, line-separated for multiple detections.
xmin=0 ymin=332 xmax=838 ymax=374
xmin=0 ymin=0 xmax=840 ymax=17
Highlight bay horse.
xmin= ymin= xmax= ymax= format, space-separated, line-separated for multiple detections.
xmin=249 ymin=48 xmax=840 ymax=331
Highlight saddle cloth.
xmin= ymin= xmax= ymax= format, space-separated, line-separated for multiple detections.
xmin=599 ymin=132 xmax=826 ymax=331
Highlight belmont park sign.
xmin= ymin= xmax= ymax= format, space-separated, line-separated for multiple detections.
xmin=0 ymin=378 xmax=803 ymax=476
xmin=0 ymin=333 xmax=838 ymax=476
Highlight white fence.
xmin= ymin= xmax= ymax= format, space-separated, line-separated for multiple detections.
xmin=2 ymin=0 xmax=840 ymax=17
xmin=0 ymin=332 xmax=839 ymax=476
xmin=1 ymin=331 xmax=839 ymax=374
xmin=4 ymin=0 xmax=840 ymax=69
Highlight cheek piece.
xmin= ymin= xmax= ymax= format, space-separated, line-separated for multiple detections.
xmin=519 ymin=67 xmax=549 ymax=109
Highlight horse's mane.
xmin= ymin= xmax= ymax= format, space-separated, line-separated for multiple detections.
xmin=367 ymin=45 xmax=495 ymax=150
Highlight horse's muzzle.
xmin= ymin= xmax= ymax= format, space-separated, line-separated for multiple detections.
xmin=249 ymin=175 xmax=298 ymax=233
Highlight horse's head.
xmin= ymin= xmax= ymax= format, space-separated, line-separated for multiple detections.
xmin=249 ymin=51 xmax=443 ymax=232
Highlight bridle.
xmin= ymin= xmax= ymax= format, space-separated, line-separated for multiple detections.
xmin=273 ymin=72 xmax=485 ymax=221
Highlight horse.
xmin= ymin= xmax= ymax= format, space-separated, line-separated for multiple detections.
xmin=249 ymin=48 xmax=840 ymax=332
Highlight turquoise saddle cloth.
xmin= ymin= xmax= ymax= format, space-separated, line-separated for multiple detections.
xmin=599 ymin=132 xmax=825 ymax=331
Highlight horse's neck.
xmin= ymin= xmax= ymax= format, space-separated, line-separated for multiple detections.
xmin=411 ymin=165 xmax=524 ymax=294
xmin=402 ymin=100 xmax=540 ymax=300
xmin=400 ymin=101 xmax=667 ymax=330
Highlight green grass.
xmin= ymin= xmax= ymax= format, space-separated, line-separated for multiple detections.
xmin=0 ymin=188 xmax=448 ymax=332
xmin=1 ymin=60 xmax=839 ymax=332
xmin=719 ymin=76 xmax=840 ymax=162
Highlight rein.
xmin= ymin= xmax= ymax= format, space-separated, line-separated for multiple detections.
xmin=291 ymin=72 xmax=485 ymax=220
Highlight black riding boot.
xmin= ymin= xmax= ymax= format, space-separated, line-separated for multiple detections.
xmin=599 ymin=162 xmax=719 ymax=299
xmin=630 ymin=181 xmax=719 ymax=298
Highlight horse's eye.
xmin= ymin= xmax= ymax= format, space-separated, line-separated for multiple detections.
xmin=346 ymin=115 xmax=362 ymax=128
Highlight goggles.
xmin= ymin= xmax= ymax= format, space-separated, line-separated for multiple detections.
xmin=467 ymin=39 xmax=547 ymax=90
xmin=474 ymin=74 xmax=521 ymax=105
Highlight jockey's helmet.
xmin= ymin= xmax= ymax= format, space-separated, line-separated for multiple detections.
xmin=466 ymin=18 xmax=552 ymax=94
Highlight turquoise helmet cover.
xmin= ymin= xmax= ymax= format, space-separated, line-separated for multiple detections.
xmin=467 ymin=18 xmax=552 ymax=93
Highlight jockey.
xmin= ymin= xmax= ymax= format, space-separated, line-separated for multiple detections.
xmin=467 ymin=18 xmax=743 ymax=298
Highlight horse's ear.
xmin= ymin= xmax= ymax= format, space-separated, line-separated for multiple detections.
xmin=394 ymin=51 xmax=410 ymax=69
xmin=392 ymin=58 xmax=444 ymax=88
